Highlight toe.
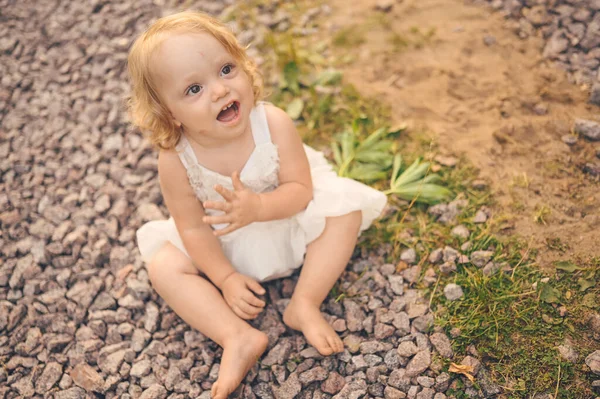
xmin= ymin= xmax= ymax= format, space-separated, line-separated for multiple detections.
xmin=314 ymin=335 xmax=334 ymax=356
xmin=334 ymin=337 xmax=344 ymax=353
xmin=324 ymin=336 xmax=340 ymax=356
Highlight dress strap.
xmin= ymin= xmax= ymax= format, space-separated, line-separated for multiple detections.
xmin=175 ymin=135 xmax=198 ymax=171
xmin=249 ymin=101 xmax=272 ymax=145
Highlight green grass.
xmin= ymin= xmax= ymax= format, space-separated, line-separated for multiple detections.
xmin=232 ymin=1 xmax=600 ymax=397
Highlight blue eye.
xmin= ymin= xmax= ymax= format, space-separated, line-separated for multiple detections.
xmin=186 ymin=84 xmax=202 ymax=96
xmin=221 ymin=64 xmax=234 ymax=76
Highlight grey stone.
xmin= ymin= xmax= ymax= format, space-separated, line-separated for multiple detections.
xmin=388 ymin=275 xmax=404 ymax=295
xmin=416 ymin=388 xmax=435 ymax=399
xmin=401 ymin=248 xmax=417 ymax=264
xmin=473 ymin=210 xmax=488 ymax=223
xmin=299 ymin=367 xmax=328 ymax=385
xmin=54 ymin=387 xmax=87 ymax=399
xmin=35 ymin=362 xmax=63 ymax=393
xmin=405 ymin=350 xmax=431 ymax=377
xmin=443 ymin=284 xmax=463 ymax=301
xmin=416 ymin=376 xmax=434 ymax=388
xmin=589 ymin=83 xmax=600 ymax=106
xmin=461 ymin=355 xmax=481 ymax=375
xmin=428 ymin=249 xmax=443 ymax=264
xmin=388 ymin=369 xmax=411 ymax=391
xmin=98 ymin=349 xmax=126 ymax=374
xmin=139 ymin=384 xmax=168 ymax=399
xmin=438 ymin=261 xmax=456 ymax=275
xmin=343 ymin=299 xmax=366 ymax=332
xmin=360 ymin=341 xmax=384 ymax=354
xmin=482 ymin=262 xmax=502 ymax=276
xmin=393 ymin=312 xmax=411 ymax=336
xmin=451 ymin=225 xmax=470 ymax=239
xmin=586 ymin=351 xmax=600 ymax=375
xmin=144 ymin=302 xmax=160 ymax=333
xmin=429 ymin=333 xmax=453 ymax=358
xmin=384 ymin=386 xmax=407 ymax=399
xmin=470 ymin=251 xmax=494 ymax=267
xmin=273 ymin=373 xmax=302 ymax=399
xmin=543 ymin=30 xmax=569 ymax=58
xmin=130 ymin=360 xmax=152 ymax=378
xmin=331 ymin=379 xmax=367 ymax=399
xmin=320 ymin=372 xmax=345 ymax=394
xmin=412 ymin=314 xmax=434 ymax=332
xmin=575 ymin=119 xmax=600 ymax=141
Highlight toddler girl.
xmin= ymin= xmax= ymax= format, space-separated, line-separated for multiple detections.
xmin=128 ymin=11 xmax=387 ymax=398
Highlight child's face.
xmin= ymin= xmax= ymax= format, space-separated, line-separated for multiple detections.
xmin=151 ymin=32 xmax=254 ymax=145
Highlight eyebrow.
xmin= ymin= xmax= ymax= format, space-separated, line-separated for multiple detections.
xmin=177 ymin=55 xmax=235 ymax=89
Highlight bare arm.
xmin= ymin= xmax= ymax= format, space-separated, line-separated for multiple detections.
xmin=158 ymin=150 xmax=236 ymax=288
xmin=255 ymin=104 xmax=313 ymax=222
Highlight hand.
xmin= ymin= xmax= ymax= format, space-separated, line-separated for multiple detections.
xmin=202 ymin=171 xmax=263 ymax=237
xmin=219 ymin=272 xmax=266 ymax=320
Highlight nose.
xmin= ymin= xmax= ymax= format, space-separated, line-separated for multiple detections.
xmin=211 ymin=82 xmax=230 ymax=102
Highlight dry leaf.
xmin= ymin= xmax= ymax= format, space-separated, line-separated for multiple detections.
xmin=396 ymin=260 xmax=409 ymax=272
xmin=70 ymin=363 xmax=104 ymax=392
xmin=113 ymin=285 xmax=127 ymax=299
xmin=116 ymin=264 xmax=134 ymax=281
xmin=449 ymin=362 xmax=475 ymax=382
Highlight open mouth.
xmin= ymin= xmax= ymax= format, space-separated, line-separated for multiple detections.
xmin=217 ymin=101 xmax=240 ymax=123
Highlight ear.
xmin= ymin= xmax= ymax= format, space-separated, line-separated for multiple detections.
xmin=170 ymin=113 xmax=182 ymax=128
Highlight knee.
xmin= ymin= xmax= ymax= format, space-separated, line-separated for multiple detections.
xmin=145 ymin=244 xmax=199 ymax=285
xmin=146 ymin=249 xmax=169 ymax=285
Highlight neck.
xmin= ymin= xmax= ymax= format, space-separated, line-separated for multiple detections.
xmin=184 ymin=125 xmax=253 ymax=151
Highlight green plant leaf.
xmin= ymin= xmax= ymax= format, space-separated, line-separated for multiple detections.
xmin=539 ymin=283 xmax=561 ymax=304
xmin=578 ymin=278 xmax=595 ymax=292
xmin=331 ymin=142 xmax=342 ymax=167
xmin=553 ymin=260 xmax=584 ymax=272
xmin=582 ymin=292 xmax=598 ymax=308
xmin=283 ymin=61 xmax=300 ymax=94
xmin=541 ymin=313 xmax=562 ymax=325
xmin=357 ymin=127 xmax=389 ymax=151
xmin=314 ymin=69 xmax=342 ymax=86
xmin=391 ymin=154 xmax=402 ymax=183
xmin=354 ymin=150 xmax=393 ymax=165
xmin=286 ymin=98 xmax=304 ymax=120
xmin=387 ymin=182 xmax=452 ymax=204
xmin=341 ymin=130 xmax=354 ymax=162
xmin=392 ymin=159 xmax=429 ymax=188
xmin=347 ymin=163 xmax=388 ymax=181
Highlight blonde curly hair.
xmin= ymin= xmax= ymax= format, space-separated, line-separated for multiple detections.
xmin=127 ymin=11 xmax=263 ymax=150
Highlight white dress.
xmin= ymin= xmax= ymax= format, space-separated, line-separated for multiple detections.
xmin=136 ymin=102 xmax=388 ymax=282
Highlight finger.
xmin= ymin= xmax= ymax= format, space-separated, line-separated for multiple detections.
xmin=237 ymin=300 xmax=262 ymax=317
xmin=214 ymin=184 xmax=235 ymax=201
xmin=203 ymin=201 xmax=232 ymax=212
xmin=231 ymin=170 xmax=245 ymax=191
xmin=242 ymin=292 xmax=266 ymax=308
xmin=203 ymin=214 xmax=234 ymax=225
xmin=213 ymin=224 xmax=239 ymax=237
xmin=245 ymin=278 xmax=266 ymax=296
xmin=233 ymin=305 xmax=255 ymax=320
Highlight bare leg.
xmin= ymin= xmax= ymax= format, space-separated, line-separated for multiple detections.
xmin=147 ymin=243 xmax=268 ymax=399
xmin=283 ymin=211 xmax=362 ymax=355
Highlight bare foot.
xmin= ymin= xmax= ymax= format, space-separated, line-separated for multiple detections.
xmin=283 ymin=299 xmax=344 ymax=356
xmin=211 ymin=328 xmax=268 ymax=399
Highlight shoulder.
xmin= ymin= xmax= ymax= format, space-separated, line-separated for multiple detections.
xmin=262 ymin=102 xmax=298 ymax=143
xmin=157 ymin=148 xmax=187 ymax=186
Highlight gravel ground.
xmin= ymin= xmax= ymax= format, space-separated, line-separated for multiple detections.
xmin=3 ymin=0 xmax=576 ymax=398
xmin=479 ymin=0 xmax=600 ymax=104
